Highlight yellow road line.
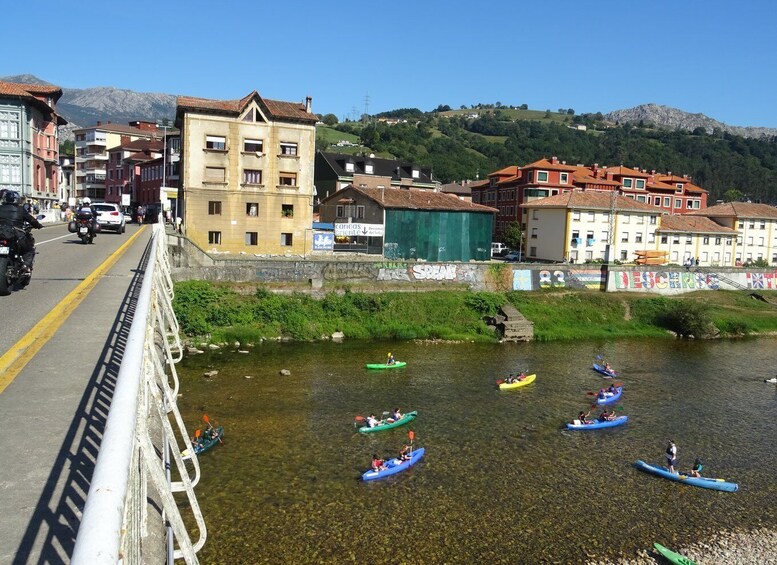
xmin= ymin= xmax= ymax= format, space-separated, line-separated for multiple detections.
xmin=0 ymin=226 xmax=148 ymax=394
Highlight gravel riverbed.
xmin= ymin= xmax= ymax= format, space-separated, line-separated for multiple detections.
xmin=587 ymin=528 xmax=777 ymax=564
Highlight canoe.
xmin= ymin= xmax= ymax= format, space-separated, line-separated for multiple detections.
xmin=362 ymin=447 xmax=425 ymax=481
xmin=653 ymin=542 xmax=697 ymax=565
xmin=566 ymin=415 xmax=628 ymax=430
xmin=634 ymin=460 xmax=738 ymax=492
xmin=182 ymin=426 xmax=223 ymax=459
xmin=592 ymin=363 xmax=618 ymax=378
xmin=498 ymin=374 xmax=537 ymax=390
xmin=595 ymin=386 xmax=623 ymax=405
xmin=366 ymin=361 xmax=407 ymax=370
xmin=358 ymin=411 xmax=418 ymax=433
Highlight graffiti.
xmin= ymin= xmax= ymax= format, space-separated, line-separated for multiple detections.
xmin=256 ymin=262 xmax=317 ymax=282
xmin=539 ymin=270 xmax=567 ymax=288
xmin=412 ymin=264 xmax=457 ymax=281
xmin=746 ymin=271 xmax=777 ymax=289
xmin=513 ymin=269 xmax=605 ymax=291
xmin=384 ymin=242 xmax=399 ymax=260
xmin=513 ymin=270 xmax=533 ymax=291
xmin=614 ymin=271 xmax=721 ymax=290
xmin=457 ymin=265 xmax=479 ymax=283
xmin=322 ymin=262 xmax=377 ymax=281
xmin=378 ymin=268 xmax=412 ymax=281
xmin=377 ymin=261 xmax=408 ymax=270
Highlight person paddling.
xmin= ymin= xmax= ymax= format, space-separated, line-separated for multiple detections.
xmin=386 ymin=352 xmax=396 ymax=365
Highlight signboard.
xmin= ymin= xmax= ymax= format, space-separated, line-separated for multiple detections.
xmin=334 ymin=223 xmax=385 ymax=237
xmin=313 ymin=231 xmax=334 ymax=251
xmin=121 ymin=193 xmax=130 ymax=206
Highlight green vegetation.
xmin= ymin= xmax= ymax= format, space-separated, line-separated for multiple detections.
xmin=173 ymin=281 xmax=777 ymax=344
xmin=325 ymin=108 xmax=777 ymax=204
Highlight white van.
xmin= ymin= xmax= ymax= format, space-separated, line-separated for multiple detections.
xmin=491 ymin=242 xmax=507 ymax=257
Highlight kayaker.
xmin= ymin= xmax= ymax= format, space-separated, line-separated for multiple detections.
xmin=604 ymin=362 xmax=614 ymax=373
xmin=666 ymin=440 xmax=678 ymax=473
xmin=517 ymin=371 xmax=527 ymax=381
xmin=398 ymin=445 xmax=412 ymax=462
xmin=390 ymin=408 xmax=403 ymax=421
xmin=387 ymin=352 xmax=396 ymax=365
xmin=598 ymin=388 xmax=608 ymax=400
xmin=371 ymin=454 xmax=387 ymax=472
xmin=367 ymin=414 xmax=380 ymax=428
xmin=597 ymin=408 xmax=616 ymax=422
xmin=688 ymin=458 xmax=702 ymax=478
xmin=577 ymin=410 xmax=592 ymax=425
xmin=607 ymin=384 xmax=616 ymax=395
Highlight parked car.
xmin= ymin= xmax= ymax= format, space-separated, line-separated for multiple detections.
xmin=504 ymin=250 xmax=522 ymax=262
xmin=93 ymin=202 xmax=126 ymax=233
xmin=491 ymin=242 xmax=507 ymax=257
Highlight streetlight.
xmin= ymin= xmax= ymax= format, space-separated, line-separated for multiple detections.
xmin=156 ymin=118 xmax=169 ymax=222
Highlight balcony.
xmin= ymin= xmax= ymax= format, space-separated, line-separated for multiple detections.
xmin=586 ymin=238 xmax=596 ymax=246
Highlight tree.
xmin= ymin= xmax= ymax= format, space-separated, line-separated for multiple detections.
xmin=544 ymin=110 xmax=552 ymax=118
xmin=503 ymin=221 xmax=523 ymax=251
xmin=566 ymin=108 xmax=575 ymax=115
xmin=692 ymin=126 xmax=706 ymax=136
xmin=434 ymin=104 xmax=451 ymax=112
xmin=322 ymin=113 xmax=338 ymax=126
xmin=59 ymin=139 xmax=75 ymax=156
xmin=519 ymin=104 xmax=528 ymax=110
xmin=723 ymin=188 xmax=745 ymax=202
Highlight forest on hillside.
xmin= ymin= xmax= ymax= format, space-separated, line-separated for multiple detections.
xmin=329 ymin=112 xmax=777 ymax=204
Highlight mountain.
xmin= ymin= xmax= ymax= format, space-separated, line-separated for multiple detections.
xmin=1 ymin=74 xmax=177 ymax=139
xmin=604 ymin=103 xmax=777 ymax=139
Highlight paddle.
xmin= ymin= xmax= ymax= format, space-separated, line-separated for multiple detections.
xmin=408 ymin=430 xmax=415 ymax=451
xmin=203 ymin=414 xmax=223 ymax=444
xmin=354 ymin=415 xmax=366 ymax=422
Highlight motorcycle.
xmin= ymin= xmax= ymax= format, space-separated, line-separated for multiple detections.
xmin=0 ymin=225 xmax=32 ymax=295
xmin=68 ymin=217 xmax=100 ymax=244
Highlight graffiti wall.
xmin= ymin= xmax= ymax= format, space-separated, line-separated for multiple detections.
xmin=512 ymin=269 xmax=605 ymax=291
xmin=608 ymin=269 xmax=777 ymax=293
xmin=377 ymin=262 xmax=480 ymax=284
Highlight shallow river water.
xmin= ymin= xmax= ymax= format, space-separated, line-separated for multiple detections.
xmin=176 ymin=337 xmax=777 ymax=564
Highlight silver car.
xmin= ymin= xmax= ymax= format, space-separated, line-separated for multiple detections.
xmin=93 ymin=203 xmax=126 ymax=233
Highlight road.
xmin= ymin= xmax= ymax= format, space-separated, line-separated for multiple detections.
xmin=0 ymin=220 xmax=153 ymax=564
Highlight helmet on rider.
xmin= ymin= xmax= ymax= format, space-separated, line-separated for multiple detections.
xmin=2 ymin=190 xmax=20 ymax=205
xmin=82 ymin=197 xmax=91 ymax=205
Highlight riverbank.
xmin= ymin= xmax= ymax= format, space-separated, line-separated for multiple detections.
xmin=172 ymin=281 xmax=777 ymax=343
xmin=587 ymin=527 xmax=777 ymax=564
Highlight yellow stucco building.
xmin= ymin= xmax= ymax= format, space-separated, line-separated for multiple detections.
xmin=175 ymin=91 xmax=317 ymax=255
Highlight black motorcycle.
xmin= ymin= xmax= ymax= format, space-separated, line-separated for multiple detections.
xmin=69 ymin=216 xmax=99 ymax=244
xmin=0 ymin=225 xmax=32 ymax=295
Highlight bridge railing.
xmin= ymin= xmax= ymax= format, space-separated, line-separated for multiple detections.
xmin=72 ymin=224 xmax=207 ymax=564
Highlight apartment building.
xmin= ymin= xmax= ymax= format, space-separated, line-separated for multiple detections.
xmin=74 ymin=121 xmax=161 ymax=201
xmin=105 ymin=139 xmax=163 ymax=206
xmin=175 ymin=90 xmax=317 ymax=255
xmin=0 ymin=80 xmax=66 ymax=208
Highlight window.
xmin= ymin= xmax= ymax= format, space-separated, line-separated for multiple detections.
xmin=738 ymin=221 xmax=744 ymax=228
xmin=686 ymin=235 xmax=692 ymax=244
xmin=635 ymin=179 xmax=645 ymax=189
xmin=537 ymin=171 xmax=548 ymax=182
xmin=527 ymin=171 xmax=534 ymax=183
xmin=715 ymin=237 xmax=722 ymax=245
xmin=663 ymin=197 xmax=670 ymax=207
xmin=205 ymin=167 xmax=226 ymax=183
xmin=279 ymin=172 xmax=297 ymax=186
xmin=687 ymin=201 xmax=693 ymax=209
xmin=674 ymin=199 xmax=681 ymax=208
xmin=759 ymin=237 xmax=765 ymax=246
xmin=246 ymin=202 xmax=258 ymax=216
xmin=244 ymin=139 xmax=263 ymax=153
xmin=622 ymin=214 xmax=630 ymax=224
xmin=208 ymin=201 xmax=222 ymax=215
xmin=530 ymin=246 xmax=537 ymax=256
xmin=760 ymin=221 xmax=766 ymax=230
xmin=208 ymin=231 xmax=221 ymax=245
xmin=747 ymin=236 xmax=753 ymax=245
xmin=737 ymin=236 xmax=743 ymax=245
xmin=345 ymin=162 xmax=355 ymax=172
xmin=206 ymin=135 xmax=226 ymax=150
xmin=572 ymin=211 xmax=580 ymax=220
xmin=600 ymin=230 xmax=608 ymax=242
xmin=649 ymin=216 xmax=657 ymax=225
xmin=356 ymin=205 xmax=365 ymax=219
xmin=648 ymin=233 xmax=655 ymax=243
xmin=654 ymin=198 xmax=661 ymax=207
xmin=530 ymin=227 xmax=538 ymax=239
xmin=243 ymin=169 xmax=262 ymax=184
xmin=282 ymin=204 xmax=294 ymax=217
xmin=673 ymin=236 xmax=680 ymax=244
xmin=532 ymin=209 xmax=539 ymax=220
xmin=412 ymin=168 xmax=420 ymax=179
xmin=245 ymin=232 xmax=258 ymax=246
xmin=661 ymin=235 xmax=668 ymax=244
xmin=280 ymin=142 xmax=298 ymax=156
xmin=704 ymin=236 xmax=710 ymax=244
xmin=281 ymin=233 xmax=293 ymax=246
xmin=621 ymin=231 xmax=629 ymax=243
xmin=635 ymin=232 xmax=643 ymax=243
xmin=560 ymin=173 xmax=568 ymax=184
xmin=749 ymin=221 xmax=755 ymax=228
xmin=623 ymin=178 xmax=633 ymax=188
xmin=365 ymin=163 xmax=374 ymax=174
xmin=620 ymin=250 xmax=628 ymax=260
xmin=0 ymin=117 xmax=20 ymax=139
xmin=637 ymin=195 xmax=646 ymax=202
xmin=336 ymin=204 xmax=344 ymax=217
xmin=588 ymin=212 xmax=595 ymax=222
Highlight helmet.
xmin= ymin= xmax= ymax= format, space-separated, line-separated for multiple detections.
xmin=2 ymin=190 xmax=20 ymax=205
xmin=83 ymin=197 xmax=91 ymax=205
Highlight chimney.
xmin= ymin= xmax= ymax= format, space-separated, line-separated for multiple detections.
xmin=97 ymin=121 xmax=102 ymax=126
xmin=305 ymin=96 xmax=312 ymax=113
xmin=551 ymin=156 xmax=559 ymax=164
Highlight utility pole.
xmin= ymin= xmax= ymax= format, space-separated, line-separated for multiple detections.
xmin=363 ymin=93 xmax=370 ymax=122
xmin=605 ymin=188 xmax=617 ymax=263
xmin=156 ymin=118 xmax=169 ymax=220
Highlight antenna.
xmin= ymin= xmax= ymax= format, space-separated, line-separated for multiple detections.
xmin=363 ymin=93 xmax=370 ymax=122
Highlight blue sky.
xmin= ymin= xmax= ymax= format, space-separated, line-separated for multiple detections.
xmin=4 ymin=0 xmax=777 ymax=127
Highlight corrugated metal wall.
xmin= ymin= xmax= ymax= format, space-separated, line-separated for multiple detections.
xmin=384 ymin=210 xmax=492 ymax=261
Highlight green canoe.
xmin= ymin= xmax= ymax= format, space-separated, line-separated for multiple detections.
xmin=358 ymin=411 xmax=417 ymax=433
xmin=653 ymin=542 xmax=697 ymax=565
xmin=365 ymin=361 xmax=407 ymax=370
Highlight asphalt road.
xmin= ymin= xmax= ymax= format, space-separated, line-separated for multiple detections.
xmin=0 ymin=221 xmax=143 ymax=357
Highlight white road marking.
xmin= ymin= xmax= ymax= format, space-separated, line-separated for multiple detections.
xmin=36 ymin=233 xmax=74 ymax=245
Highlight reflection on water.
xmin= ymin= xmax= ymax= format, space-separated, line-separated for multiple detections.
xmin=177 ymin=338 xmax=777 ymax=564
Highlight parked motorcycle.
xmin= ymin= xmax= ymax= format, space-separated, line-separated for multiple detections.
xmin=0 ymin=225 xmax=32 ymax=295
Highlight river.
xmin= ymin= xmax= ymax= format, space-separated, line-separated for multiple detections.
xmin=176 ymin=337 xmax=777 ymax=564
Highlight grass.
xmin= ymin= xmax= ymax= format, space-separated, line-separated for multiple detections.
xmin=173 ymin=281 xmax=777 ymax=344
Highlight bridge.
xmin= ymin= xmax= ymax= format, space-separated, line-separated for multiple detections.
xmin=0 ymin=222 xmax=206 ymax=564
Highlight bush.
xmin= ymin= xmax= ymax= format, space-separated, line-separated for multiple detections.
xmin=657 ymin=300 xmax=713 ymax=338
xmin=464 ymin=292 xmax=506 ymax=316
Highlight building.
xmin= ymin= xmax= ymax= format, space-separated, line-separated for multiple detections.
xmin=688 ymin=202 xmax=777 ymax=266
xmin=473 ymin=157 xmax=709 ymax=242
xmin=521 ymin=191 xmax=663 ymax=263
xmin=314 ymin=151 xmax=436 ymax=207
xmin=439 ymin=179 xmax=484 ymax=202
xmin=175 ymin=90 xmax=317 ymax=255
xmin=74 ymin=121 xmax=161 ymax=201
xmin=58 ymin=154 xmax=75 ymax=205
xmin=0 ymin=80 xmax=67 ymax=209
xmin=106 ymin=139 xmax=163 ymax=207
xmin=318 ymin=184 xmax=497 ymax=261
xmin=655 ymin=215 xmax=737 ymax=266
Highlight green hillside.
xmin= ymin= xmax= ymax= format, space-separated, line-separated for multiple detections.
xmin=320 ymin=109 xmax=777 ymax=204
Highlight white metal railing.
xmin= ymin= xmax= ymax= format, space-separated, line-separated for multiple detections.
xmin=72 ymin=223 xmax=206 ymax=564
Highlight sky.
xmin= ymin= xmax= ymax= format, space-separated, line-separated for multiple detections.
xmin=4 ymin=0 xmax=777 ymax=127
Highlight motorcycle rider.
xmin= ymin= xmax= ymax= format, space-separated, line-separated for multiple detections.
xmin=0 ymin=190 xmax=43 ymax=273
xmin=76 ymin=197 xmax=98 ymax=238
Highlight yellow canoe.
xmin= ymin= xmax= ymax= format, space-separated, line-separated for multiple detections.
xmin=498 ymin=374 xmax=537 ymax=390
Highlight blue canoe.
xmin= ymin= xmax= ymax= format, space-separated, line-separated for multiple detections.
xmin=634 ymin=460 xmax=738 ymax=492
xmin=362 ymin=447 xmax=425 ymax=481
xmin=566 ymin=415 xmax=628 ymax=430
xmin=592 ymin=363 xmax=619 ymax=378
xmin=596 ymin=386 xmax=623 ymax=405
